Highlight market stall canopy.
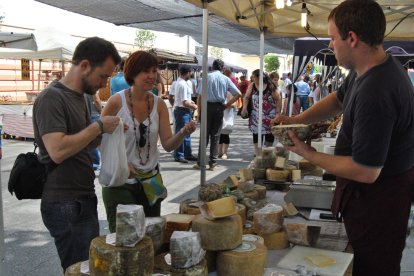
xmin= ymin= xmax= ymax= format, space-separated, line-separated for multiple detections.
xmin=34 ymin=0 xmax=296 ymax=55
xmin=185 ymin=0 xmax=414 ymax=41
xmin=149 ymin=48 xmax=198 ymax=64
xmin=0 ymin=31 xmax=37 ymax=51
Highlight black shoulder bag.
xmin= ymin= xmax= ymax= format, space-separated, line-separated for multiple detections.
xmin=8 ymin=143 xmax=56 ymax=200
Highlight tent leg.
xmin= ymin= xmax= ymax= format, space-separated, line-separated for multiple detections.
xmin=200 ymin=5 xmax=209 ymax=185
xmin=258 ymin=31 xmax=264 ymax=150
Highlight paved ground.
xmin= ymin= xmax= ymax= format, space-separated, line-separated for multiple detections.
xmin=0 ymin=114 xmax=413 ymax=275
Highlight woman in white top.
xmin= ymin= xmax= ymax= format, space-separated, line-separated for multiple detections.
xmin=101 ymin=51 xmax=196 ymax=233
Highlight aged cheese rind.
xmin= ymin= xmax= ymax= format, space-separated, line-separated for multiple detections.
xmin=243 ymin=189 xmax=259 ymax=200
xmin=217 ymin=241 xmax=267 ymax=276
xmin=191 ymin=214 xmax=242 ymax=251
xmin=171 ymin=258 xmax=208 ymax=276
xmin=253 ymin=204 xmax=284 ymax=234
xmin=170 ymin=231 xmax=205 ymax=269
xmin=163 ymin=213 xmax=195 ymax=243
xmin=235 ymin=203 xmax=246 ymax=225
xmin=260 ymin=230 xmax=290 ymax=250
xmin=266 ymin=169 xmax=290 ymax=181
xmin=253 ymin=185 xmax=266 ymax=200
xmin=179 ymin=199 xmax=202 ymax=215
xmin=145 ymin=217 xmax=166 ymax=254
xmin=64 ymin=261 xmax=88 ymax=276
xmin=243 ymin=220 xmax=255 ymax=235
xmin=239 ymin=168 xmax=253 ymax=182
xmin=89 ymin=235 xmax=153 ymax=276
xmin=154 ymin=252 xmax=171 ymax=274
xmin=115 ymin=204 xmax=146 ymax=247
xmin=286 ymin=223 xmax=321 ymax=247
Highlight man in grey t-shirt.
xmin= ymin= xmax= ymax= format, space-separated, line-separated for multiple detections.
xmin=33 ymin=37 xmax=121 ymax=272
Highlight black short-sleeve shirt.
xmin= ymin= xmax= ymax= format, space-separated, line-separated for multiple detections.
xmin=33 ymin=81 xmax=96 ymax=202
xmin=335 ymin=55 xmax=414 ymax=176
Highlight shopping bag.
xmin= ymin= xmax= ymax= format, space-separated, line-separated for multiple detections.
xmin=99 ymin=120 xmax=129 ymax=187
xmin=221 ymin=108 xmax=234 ymax=135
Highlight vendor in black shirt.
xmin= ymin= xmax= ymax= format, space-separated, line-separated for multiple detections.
xmin=274 ymin=1 xmax=414 ymax=275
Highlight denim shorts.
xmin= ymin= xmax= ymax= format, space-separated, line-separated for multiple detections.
xmin=41 ymin=196 xmax=99 ymax=271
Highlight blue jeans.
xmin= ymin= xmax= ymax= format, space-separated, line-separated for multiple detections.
xmin=298 ymin=95 xmax=309 ymax=112
xmin=41 ymin=196 xmax=99 ymax=271
xmin=174 ymin=107 xmax=193 ymax=160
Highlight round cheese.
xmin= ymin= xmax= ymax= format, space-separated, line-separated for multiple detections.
xmin=243 ymin=220 xmax=255 ymax=235
xmin=253 ymin=204 xmax=284 ymax=234
xmin=145 ymin=217 xmax=166 ymax=254
xmin=217 ymin=241 xmax=267 ymax=276
xmin=171 ymin=258 xmax=208 ymax=276
xmin=260 ymin=230 xmax=290 ymax=250
xmin=191 ymin=214 xmax=242 ymax=251
xmin=243 ymin=189 xmax=259 ymax=200
xmin=235 ymin=203 xmax=246 ymax=225
xmin=179 ymin=199 xmax=201 ymax=215
xmin=253 ymin=185 xmax=266 ymax=200
xmin=242 ymin=234 xmax=264 ymax=245
xmin=89 ymin=235 xmax=153 ymax=276
xmin=64 ymin=261 xmax=86 ymax=276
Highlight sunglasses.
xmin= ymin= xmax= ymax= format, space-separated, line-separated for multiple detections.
xmin=139 ymin=123 xmax=147 ymax=148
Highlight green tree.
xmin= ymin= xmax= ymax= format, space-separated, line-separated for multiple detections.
xmin=264 ymin=54 xmax=280 ymax=73
xmin=210 ymin=46 xmax=223 ymax=60
xmin=134 ymin=29 xmax=156 ymax=49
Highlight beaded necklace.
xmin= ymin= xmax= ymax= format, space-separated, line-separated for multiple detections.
xmin=128 ymin=88 xmax=151 ymax=165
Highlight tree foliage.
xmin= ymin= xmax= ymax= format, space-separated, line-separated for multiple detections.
xmin=134 ymin=29 xmax=156 ymax=49
xmin=210 ymin=47 xmax=223 ymax=60
xmin=264 ymin=54 xmax=280 ymax=73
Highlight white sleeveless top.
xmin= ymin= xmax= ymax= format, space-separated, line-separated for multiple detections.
xmin=118 ymin=90 xmax=160 ymax=172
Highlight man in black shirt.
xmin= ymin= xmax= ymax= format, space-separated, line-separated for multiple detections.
xmin=274 ymin=1 xmax=414 ymax=275
xmin=33 ymin=37 xmax=121 ymax=272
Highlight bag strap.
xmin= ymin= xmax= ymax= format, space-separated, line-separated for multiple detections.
xmin=33 ymin=141 xmax=38 ymax=153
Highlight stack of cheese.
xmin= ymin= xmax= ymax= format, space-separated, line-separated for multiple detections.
xmin=254 ymin=147 xmax=277 ymax=169
xmin=238 ymin=167 xmax=267 ymax=201
xmin=88 ymin=204 xmax=154 ymax=275
xmin=253 ymin=204 xmax=290 ymax=250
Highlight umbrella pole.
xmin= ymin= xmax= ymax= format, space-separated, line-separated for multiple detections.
xmin=200 ymin=5 xmax=209 ymax=185
xmin=258 ymin=31 xmax=264 ymax=150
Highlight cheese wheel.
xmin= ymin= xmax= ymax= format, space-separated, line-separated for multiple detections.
xmin=191 ymin=214 xmax=242 ymax=251
xmin=266 ymin=169 xmax=290 ymax=181
xmin=242 ymin=234 xmax=264 ymax=245
xmin=89 ymin=235 xmax=153 ymax=276
xmin=154 ymin=252 xmax=171 ymax=274
xmin=243 ymin=189 xmax=259 ymax=200
xmin=163 ymin=214 xmax=195 ymax=243
xmin=171 ymin=258 xmax=208 ymax=276
xmin=205 ymin=250 xmax=217 ymax=273
xmin=170 ymin=231 xmax=205 ymax=269
xmin=217 ymin=242 xmax=267 ymax=276
xmin=235 ymin=203 xmax=246 ymax=225
xmin=298 ymin=159 xmax=316 ymax=171
xmin=285 ymin=223 xmax=321 ymax=247
xmin=243 ymin=220 xmax=255 ymax=235
xmin=115 ymin=204 xmax=145 ymax=247
xmin=260 ymin=230 xmax=290 ymax=250
xmin=253 ymin=204 xmax=284 ymax=234
xmin=179 ymin=199 xmax=201 ymax=215
xmin=145 ymin=217 xmax=166 ymax=254
xmin=253 ymin=185 xmax=266 ymax=200
xmin=64 ymin=261 xmax=88 ymax=276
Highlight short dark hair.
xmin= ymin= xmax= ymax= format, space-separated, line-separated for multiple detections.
xmin=212 ymin=59 xmax=224 ymax=71
xmin=328 ymin=0 xmax=385 ymax=46
xmin=72 ymin=37 xmax=121 ymax=67
xmin=180 ymin=65 xmax=191 ymax=75
xmin=124 ymin=51 xmax=158 ymax=86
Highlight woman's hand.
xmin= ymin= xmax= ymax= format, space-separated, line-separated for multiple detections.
xmin=272 ymin=115 xmax=298 ymax=125
xmin=180 ymin=121 xmax=197 ymax=136
xmin=241 ymin=107 xmax=248 ymax=118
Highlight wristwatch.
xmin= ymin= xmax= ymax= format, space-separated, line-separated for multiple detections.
xmin=96 ymin=119 xmax=105 ymax=134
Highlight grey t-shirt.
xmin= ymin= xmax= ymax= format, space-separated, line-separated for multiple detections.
xmin=33 ymin=81 xmax=96 ymax=202
xmin=336 ymin=55 xmax=414 ymax=176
